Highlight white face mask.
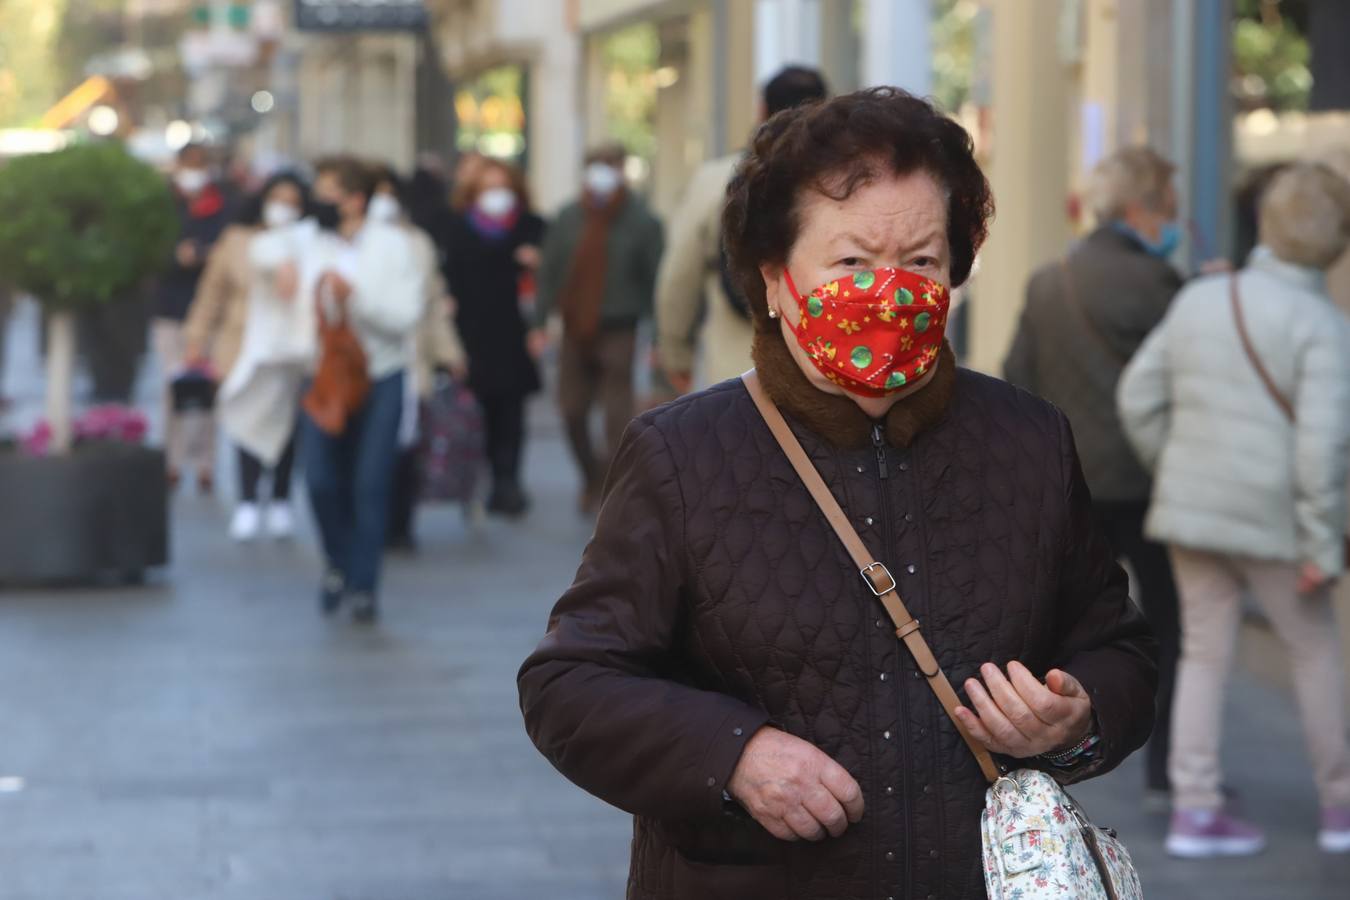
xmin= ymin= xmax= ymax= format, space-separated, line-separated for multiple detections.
xmin=475 ymin=187 xmax=517 ymax=219
xmin=367 ymin=193 xmax=401 ymax=223
xmin=584 ymin=162 xmax=622 ymax=198
xmin=175 ymin=168 xmax=210 ymax=195
xmin=262 ymin=201 xmax=300 ymax=229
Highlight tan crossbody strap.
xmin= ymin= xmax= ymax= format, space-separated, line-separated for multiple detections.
xmin=742 ymin=371 xmax=1001 ymax=784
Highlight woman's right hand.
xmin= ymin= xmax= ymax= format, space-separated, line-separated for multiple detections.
xmin=727 ymin=727 xmax=864 ymax=842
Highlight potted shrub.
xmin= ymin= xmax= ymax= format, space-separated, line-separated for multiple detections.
xmin=0 ymin=141 xmax=177 ymax=583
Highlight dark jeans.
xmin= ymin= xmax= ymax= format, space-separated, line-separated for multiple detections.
xmin=238 ymin=440 xmax=295 ymax=503
xmin=301 ymin=371 xmax=404 ymax=595
xmin=479 ymin=392 xmax=527 ymax=492
xmin=1094 ymin=499 xmax=1181 ymax=792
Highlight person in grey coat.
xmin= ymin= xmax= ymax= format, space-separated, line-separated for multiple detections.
xmin=1119 ymin=163 xmax=1350 ymax=858
xmin=1004 ymin=146 xmax=1184 ymax=801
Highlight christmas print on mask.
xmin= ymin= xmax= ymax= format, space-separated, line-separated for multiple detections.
xmin=783 ymin=266 xmax=950 ymax=398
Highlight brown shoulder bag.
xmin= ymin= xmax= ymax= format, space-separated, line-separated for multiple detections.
xmin=302 ymin=283 xmax=370 ymax=436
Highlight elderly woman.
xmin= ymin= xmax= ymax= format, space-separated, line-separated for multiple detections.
xmin=1119 ymin=163 xmax=1350 ymax=858
xmin=519 ymin=88 xmax=1157 ymax=899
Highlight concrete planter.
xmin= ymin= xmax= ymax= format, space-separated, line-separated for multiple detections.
xmin=0 ymin=444 xmax=168 ymax=584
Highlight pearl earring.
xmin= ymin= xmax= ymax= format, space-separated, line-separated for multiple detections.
xmin=768 ymin=308 xmax=779 ymax=319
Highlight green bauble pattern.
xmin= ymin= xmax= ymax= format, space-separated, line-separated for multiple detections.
xmin=850 ymin=346 xmax=873 ymax=370
xmin=885 ymin=371 xmax=907 ymax=389
xmin=896 ymin=287 xmax=914 ymax=305
xmin=852 ymin=271 xmax=876 ymax=290
xmin=807 ymin=296 xmax=824 ymax=318
xmin=914 ymin=311 xmax=932 ymax=333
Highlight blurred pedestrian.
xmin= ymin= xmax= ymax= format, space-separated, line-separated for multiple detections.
xmin=536 ymin=145 xmax=664 ymax=513
xmin=369 ymin=163 xmax=469 ymax=549
xmin=441 ymin=157 xmax=544 ymax=517
xmin=656 ymin=65 xmax=827 ymax=393
xmin=520 ymin=88 xmax=1156 ymax=899
xmin=1119 ymin=163 xmax=1350 ymax=857
xmin=153 ymin=143 xmax=231 ymax=491
xmin=297 ymin=156 xmax=427 ymax=622
xmin=449 ymin=151 xmax=487 ymax=215
xmin=184 ymin=171 xmax=312 ymax=542
xmin=406 ymin=161 xmax=453 ymax=240
xmin=1004 ymin=145 xmax=1184 ymax=805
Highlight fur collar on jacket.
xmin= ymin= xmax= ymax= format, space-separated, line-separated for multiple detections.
xmin=751 ymin=328 xmax=957 ymax=450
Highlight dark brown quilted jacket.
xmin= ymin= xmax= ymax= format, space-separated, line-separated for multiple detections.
xmin=519 ymin=336 xmax=1157 ymax=900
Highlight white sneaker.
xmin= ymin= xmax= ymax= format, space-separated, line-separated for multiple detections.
xmin=266 ymin=504 xmax=295 ymax=540
xmin=230 ymin=503 xmax=261 ymax=542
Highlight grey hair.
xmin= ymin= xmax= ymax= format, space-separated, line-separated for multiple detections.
xmin=1259 ymin=163 xmax=1350 ymax=270
xmin=1087 ymin=146 xmax=1176 ymax=222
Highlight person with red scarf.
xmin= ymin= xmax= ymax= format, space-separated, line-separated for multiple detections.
xmin=152 ymin=143 xmax=231 ymax=491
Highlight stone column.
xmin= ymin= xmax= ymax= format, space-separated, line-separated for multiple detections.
xmin=966 ymin=0 xmax=1072 ymax=374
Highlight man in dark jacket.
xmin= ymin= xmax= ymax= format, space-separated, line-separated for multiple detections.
xmin=151 ymin=143 xmax=231 ymax=490
xmin=536 ymin=144 xmax=664 ymax=513
xmin=1003 ymin=145 xmax=1182 ymax=803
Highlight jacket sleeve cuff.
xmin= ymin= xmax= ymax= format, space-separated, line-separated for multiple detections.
xmin=695 ymin=703 xmax=773 ymax=820
xmin=1058 ymin=652 xmax=1152 ymax=782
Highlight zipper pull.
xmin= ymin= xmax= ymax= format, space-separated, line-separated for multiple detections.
xmin=872 ymin=424 xmax=888 ymax=480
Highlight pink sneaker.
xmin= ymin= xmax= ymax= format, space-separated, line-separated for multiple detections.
xmin=1321 ymin=807 xmax=1350 ymax=854
xmin=1166 ymin=808 xmax=1266 ymax=858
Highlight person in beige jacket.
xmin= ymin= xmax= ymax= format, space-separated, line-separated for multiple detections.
xmin=656 ymin=66 xmax=827 ymax=392
xmin=185 ymin=172 xmax=311 ymax=542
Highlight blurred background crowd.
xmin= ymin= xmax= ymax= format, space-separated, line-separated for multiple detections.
xmin=1 ymin=1 xmax=1350 ymax=898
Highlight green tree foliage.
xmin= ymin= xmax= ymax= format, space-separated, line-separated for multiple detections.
xmin=599 ymin=23 xmax=659 ymax=159
xmin=0 ymin=141 xmax=176 ymax=309
xmin=1233 ymin=0 xmax=1312 ymax=111
xmin=931 ymin=0 xmax=981 ymax=114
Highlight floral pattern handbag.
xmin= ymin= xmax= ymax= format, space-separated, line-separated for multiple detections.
xmin=982 ymin=769 xmax=1142 ymax=900
xmin=743 ymin=370 xmax=1144 ymax=900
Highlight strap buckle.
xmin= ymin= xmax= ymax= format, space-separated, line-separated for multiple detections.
xmin=860 ymin=562 xmax=896 ymax=597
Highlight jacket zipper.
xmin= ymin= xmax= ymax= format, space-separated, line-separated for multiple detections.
xmin=872 ymin=424 xmax=889 ymax=480
xmin=872 ymin=423 xmax=910 ymax=897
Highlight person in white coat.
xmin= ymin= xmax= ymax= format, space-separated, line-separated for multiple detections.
xmin=299 ymin=156 xmax=427 ymax=623
xmin=1118 ymin=163 xmax=1350 ymax=857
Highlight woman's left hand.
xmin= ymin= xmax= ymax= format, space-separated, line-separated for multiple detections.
xmin=954 ymin=662 xmax=1092 ymax=759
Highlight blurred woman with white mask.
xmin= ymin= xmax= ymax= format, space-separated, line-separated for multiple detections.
xmin=185 ymin=171 xmax=313 ymax=542
xmin=440 ymin=158 xmax=546 ymax=517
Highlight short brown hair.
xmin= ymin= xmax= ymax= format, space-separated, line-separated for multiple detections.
xmin=1259 ymin=163 xmax=1350 ymax=270
xmin=314 ymin=155 xmax=378 ymax=201
xmin=722 ymin=87 xmax=993 ymax=332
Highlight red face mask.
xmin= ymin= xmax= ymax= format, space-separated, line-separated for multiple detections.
xmin=782 ymin=267 xmax=951 ymax=398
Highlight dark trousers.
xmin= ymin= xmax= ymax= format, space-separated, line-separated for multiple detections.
xmin=479 ymin=393 xmax=526 ymax=491
xmin=1094 ymin=499 xmax=1181 ymax=792
xmin=301 ymin=371 xmax=404 ymax=595
xmin=558 ymin=328 xmax=636 ymax=490
xmin=238 ymin=440 xmax=295 ymax=503
xmin=388 ymin=447 xmax=420 ymax=541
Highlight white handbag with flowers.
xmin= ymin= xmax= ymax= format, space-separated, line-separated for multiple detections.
xmin=981 ymin=768 xmax=1141 ymax=900
xmin=744 ymin=370 xmax=1144 ymax=900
